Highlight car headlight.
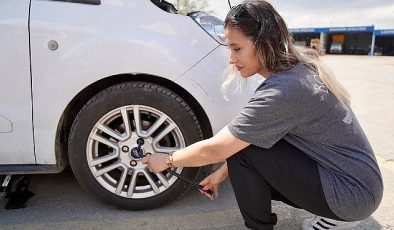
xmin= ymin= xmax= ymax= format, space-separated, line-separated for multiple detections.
xmin=187 ymin=11 xmax=226 ymax=45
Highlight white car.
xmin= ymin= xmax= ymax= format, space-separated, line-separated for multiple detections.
xmin=330 ymin=42 xmax=343 ymax=54
xmin=0 ymin=0 xmax=257 ymax=209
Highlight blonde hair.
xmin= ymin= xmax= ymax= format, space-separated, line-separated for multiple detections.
xmin=222 ymin=0 xmax=350 ymax=107
xmin=221 ymin=65 xmax=246 ymax=101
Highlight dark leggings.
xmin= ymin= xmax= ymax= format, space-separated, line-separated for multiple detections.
xmin=226 ymin=139 xmax=340 ymax=230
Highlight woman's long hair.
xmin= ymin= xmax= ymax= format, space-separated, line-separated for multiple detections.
xmin=222 ymin=0 xmax=350 ymax=107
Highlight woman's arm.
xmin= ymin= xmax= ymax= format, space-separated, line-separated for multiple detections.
xmin=172 ymin=126 xmax=249 ymax=167
xmin=199 ymin=162 xmax=229 ymax=199
xmin=142 ymin=126 xmax=249 ymax=173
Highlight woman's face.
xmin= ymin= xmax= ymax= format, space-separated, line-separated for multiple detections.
xmin=225 ymin=26 xmax=266 ymax=78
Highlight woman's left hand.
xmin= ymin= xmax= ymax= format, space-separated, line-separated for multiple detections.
xmin=141 ymin=153 xmax=168 ymax=173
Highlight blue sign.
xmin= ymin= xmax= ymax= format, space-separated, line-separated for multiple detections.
xmin=289 ymin=26 xmax=375 ymax=34
xmin=375 ymin=29 xmax=394 ymax=36
xmin=289 ymin=28 xmax=319 ymax=33
xmin=289 ymin=28 xmax=324 ymax=33
xmin=328 ymin=26 xmax=374 ymax=32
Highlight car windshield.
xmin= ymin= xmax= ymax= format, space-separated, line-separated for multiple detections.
xmin=331 ymin=43 xmax=342 ymax=48
xmin=164 ymin=0 xmax=233 ymax=19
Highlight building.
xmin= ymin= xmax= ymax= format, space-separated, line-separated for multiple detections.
xmin=289 ymin=26 xmax=394 ymax=56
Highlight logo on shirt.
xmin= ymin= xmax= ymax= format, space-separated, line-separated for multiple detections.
xmin=312 ymin=75 xmax=328 ymax=94
xmin=311 ymin=74 xmax=328 ymax=101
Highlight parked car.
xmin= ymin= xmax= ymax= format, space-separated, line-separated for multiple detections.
xmin=329 ymin=42 xmax=343 ymax=54
xmin=0 ymin=0 xmax=258 ymax=210
xmin=373 ymin=46 xmax=383 ymax=56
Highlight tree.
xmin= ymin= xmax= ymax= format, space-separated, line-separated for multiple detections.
xmin=168 ymin=0 xmax=211 ymax=15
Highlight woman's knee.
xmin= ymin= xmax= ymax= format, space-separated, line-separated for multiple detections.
xmin=227 ymin=145 xmax=261 ymax=172
xmin=228 ymin=145 xmax=269 ymax=163
xmin=226 ymin=152 xmax=241 ymax=171
xmin=227 ymin=145 xmax=252 ymax=164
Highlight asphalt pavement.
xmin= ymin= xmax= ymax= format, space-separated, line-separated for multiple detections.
xmin=0 ymin=55 xmax=393 ymax=229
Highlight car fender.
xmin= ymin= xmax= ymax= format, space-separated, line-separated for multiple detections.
xmin=30 ymin=0 xmax=218 ymax=164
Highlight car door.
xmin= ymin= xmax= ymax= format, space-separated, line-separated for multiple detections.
xmin=0 ymin=0 xmax=35 ymax=164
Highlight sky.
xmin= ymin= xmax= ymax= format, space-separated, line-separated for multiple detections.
xmin=208 ymin=0 xmax=394 ymax=29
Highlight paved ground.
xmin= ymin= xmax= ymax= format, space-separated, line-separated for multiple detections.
xmin=0 ymin=55 xmax=393 ymax=229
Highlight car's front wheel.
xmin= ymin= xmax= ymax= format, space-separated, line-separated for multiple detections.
xmin=68 ymin=82 xmax=203 ymax=210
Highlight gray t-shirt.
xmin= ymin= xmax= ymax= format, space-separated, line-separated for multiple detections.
xmin=228 ymin=63 xmax=383 ymax=221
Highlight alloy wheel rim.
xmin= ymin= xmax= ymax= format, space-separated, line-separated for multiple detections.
xmin=86 ymin=105 xmax=185 ymax=199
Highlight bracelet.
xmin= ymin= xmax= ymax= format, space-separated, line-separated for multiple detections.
xmin=165 ymin=152 xmax=175 ymax=168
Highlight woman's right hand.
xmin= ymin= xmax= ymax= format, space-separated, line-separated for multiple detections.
xmin=199 ymin=163 xmax=228 ymax=200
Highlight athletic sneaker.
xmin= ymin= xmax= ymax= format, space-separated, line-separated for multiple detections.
xmin=301 ymin=215 xmax=360 ymax=230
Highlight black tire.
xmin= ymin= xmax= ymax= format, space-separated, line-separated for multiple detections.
xmin=68 ymin=82 xmax=203 ymax=210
